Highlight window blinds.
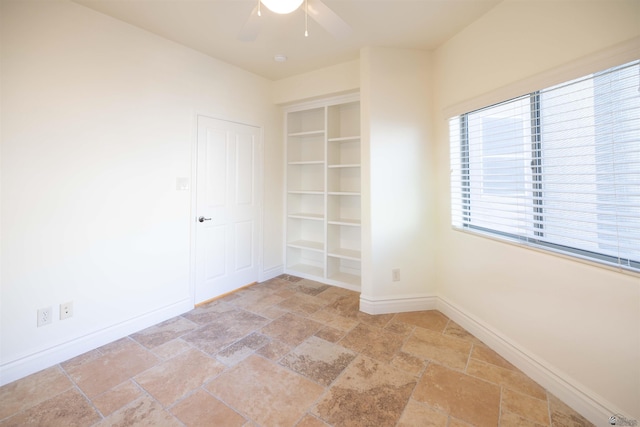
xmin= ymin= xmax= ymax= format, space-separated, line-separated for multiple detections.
xmin=450 ymin=60 xmax=640 ymax=272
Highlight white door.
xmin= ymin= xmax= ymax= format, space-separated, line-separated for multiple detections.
xmin=195 ymin=116 xmax=261 ymax=304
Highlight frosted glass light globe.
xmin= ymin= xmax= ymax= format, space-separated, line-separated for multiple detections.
xmin=261 ymin=0 xmax=304 ymax=14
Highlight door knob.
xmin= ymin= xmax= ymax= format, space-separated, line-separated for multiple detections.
xmin=198 ymin=216 xmax=212 ymax=223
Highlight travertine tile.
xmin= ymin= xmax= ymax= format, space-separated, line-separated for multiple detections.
xmin=135 ymin=349 xmax=225 ymax=406
xmin=256 ymin=339 xmax=292 ymax=360
xmin=170 ymin=389 xmax=246 ymax=427
xmin=296 ymin=414 xmax=330 ymax=427
xmin=0 ymin=388 xmax=100 ymax=427
xmin=151 ymin=338 xmax=192 ymax=360
xmin=276 ymin=293 xmax=326 ymax=316
xmin=501 ymin=388 xmax=550 ymax=425
xmin=130 ymin=316 xmax=197 ymax=349
xmin=92 ymin=380 xmax=143 ymax=417
xmin=181 ymin=300 xmax=236 ymax=325
xmin=206 ymin=355 xmax=324 ymax=427
xmin=397 ymin=400 xmax=448 ymax=427
xmin=391 ymin=351 xmax=428 ymax=376
xmin=96 ymin=395 xmax=181 ymax=427
xmin=413 ymin=363 xmax=500 ymax=427
xmin=315 ymin=325 xmax=346 ymax=343
xmin=182 ymin=308 xmax=269 ymax=355
xmin=323 ymin=294 xmax=361 ymax=319
xmin=466 ymin=359 xmax=547 ymax=400
xmin=0 ymin=366 xmax=73 ymax=420
xmin=443 ymin=321 xmax=483 ymax=345
xmin=309 ymin=308 xmax=359 ymax=331
xmin=394 ymin=311 xmax=450 ymax=333
xmin=471 ymin=342 xmax=516 ymax=371
xmin=500 ymin=410 xmax=548 ymax=427
xmin=402 ymin=327 xmax=472 ymax=371
xmin=62 ymin=338 xmax=157 ymax=398
xmin=280 ymin=336 xmax=356 ymax=386
xmin=313 ymin=355 xmax=416 ymax=427
xmin=385 ymin=320 xmax=415 ymax=337
xmin=356 ymin=312 xmax=395 ymax=328
xmin=340 ymin=322 xmax=405 ymax=363
xmin=217 ymin=332 xmax=270 ymax=366
xmin=261 ymin=312 xmax=323 ymax=346
xmin=295 ymin=279 xmax=331 ymax=296
xmin=548 ymin=393 xmax=595 ymax=427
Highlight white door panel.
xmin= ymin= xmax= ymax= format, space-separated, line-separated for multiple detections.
xmin=195 ymin=117 xmax=261 ymax=304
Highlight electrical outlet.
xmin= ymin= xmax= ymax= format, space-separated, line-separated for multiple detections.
xmin=392 ymin=268 xmax=401 ymax=282
xmin=60 ymin=301 xmax=73 ymax=320
xmin=37 ymin=307 xmax=53 ymax=327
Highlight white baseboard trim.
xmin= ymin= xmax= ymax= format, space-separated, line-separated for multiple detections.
xmin=0 ymin=298 xmax=193 ymax=387
xmin=260 ymin=264 xmax=284 ymax=282
xmin=359 ymin=294 xmax=438 ymax=315
xmin=436 ymin=296 xmax=631 ymax=426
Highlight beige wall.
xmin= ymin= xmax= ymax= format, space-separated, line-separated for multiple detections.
xmin=1 ymin=0 xmax=282 ymax=382
xmin=433 ymin=0 xmax=640 ymax=418
xmin=360 ymin=47 xmax=436 ymax=306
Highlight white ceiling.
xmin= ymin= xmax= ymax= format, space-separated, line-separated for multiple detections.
xmin=73 ymin=0 xmax=501 ymax=80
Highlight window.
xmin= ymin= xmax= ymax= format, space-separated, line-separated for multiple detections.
xmin=450 ymin=60 xmax=640 ymax=272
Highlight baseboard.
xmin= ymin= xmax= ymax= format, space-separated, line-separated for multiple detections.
xmin=359 ymin=294 xmax=438 ymax=315
xmin=260 ymin=264 xmax=284 ymax=282
xmin=0 ymin=298 xmax=193 ymax=387
xmin=436 ymin=296 xmax=632 ymax=426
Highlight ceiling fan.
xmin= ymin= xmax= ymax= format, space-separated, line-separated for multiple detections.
xmin=238 ymin=0 xmax=352 ymax=41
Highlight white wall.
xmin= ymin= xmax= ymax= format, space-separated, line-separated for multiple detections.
xmin=0 ymin=0 xmax=282 ymax=384
xmin=359 ymin=47 xmax=436 ymax=312
xmin=433 ymin=0 xmax=640 ymax=420
xmin=273 ymin=59 xmax=360 ymax=106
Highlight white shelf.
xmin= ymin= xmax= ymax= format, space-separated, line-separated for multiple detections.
xmin=328 ymin=164 xmax=360 ymax=168
xmin=288 ymin=263 xmax=324 ymax=277
xmin=287 ymin=240 xmax=324 ymax=252
xmin=328 ymin=191 xmax=360 ymax=196
xmin=328 ymin=248 xmax=361 ymax=261
xmin=288 ymin=130 xmax=325 ymax=137
xmin=289 ymin=212 xmax=324 ymax=221
xmin=327 ymin=271 xmax=361 ymax=287
xmin=286 ymin=96 xmax=360 ymax=291
xmin=328 ymin=136 xmax=360 ymax=142
xmin=328 ymin=218 xmax=360 ymax=226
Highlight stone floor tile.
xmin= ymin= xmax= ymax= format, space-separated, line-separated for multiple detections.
xmin=261 ymin=312 xmax=323 ymax=346
xmin=256 ymin=339 xmax=293 ymax=360
xmin=501 ymin=388 xmax=550 ymax=425
xmin=206 ymin=355 xmax=324 ymax=427
xmin=151 ymin=338 xmax=192 ymax=360
xmin=500 ymin=410 xmax=548 ymax=427
xmin=170 ymin=389 xmax=246 ymax=427
xmin=397 ymin=400 xmax=448 ymax=427
xmin=92 ymin=380 xmax=143 ymax=417
xmin=280 ymin=336 xmax=356 ymax=386
xmin=413 ymin=363 xmax=501 ymax=427
xmin=340 ymin=322 xmax=405 ymax=363
xmin=295 ymin=414 xmax=330 ymax=427
xmin=315 ymin=325 xmax=346 ymax=343
xmin=0 ymin=388 xmax=100 ymax=427
xmin=135 ymin=348 xmax=225 ymax=406
xmin=466 ymin=359 xmax=547 ymax=400
xmin=95 ymin=395 xmax=181 ymax=427
xmin=442 ymin=321 xmax=484 ymax=345
xmin=548 ymin=393 xmax=595 ymax=427
xmin=217 ymin=332 xmax=270 ymax=366
xmin=313 ymin=355 xmax=416 ymax=427
xmin=62 ymin=338 xmax=157 ymax=398
xmin=391 ymin=351 xmax=428 ymax=376
xmin=182 ymin=308 xmax=269 ymax=355
xmin=471 ymin=342 xmax=516 ymax=371
xmin=402 ymin=327 xmax=472 ymax=371
xmin=276 ymin=293 xmax=327 ymax=316
xmin=394 ymin=311 xmax=450 ymax=333
xmin=0 ymin=366 xmax=73 ymax=420
xmin=130 ymin=316 xmax=197 ymax=349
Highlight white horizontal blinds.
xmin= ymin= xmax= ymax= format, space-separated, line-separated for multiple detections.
xmin=450 ymin=59 xmax=640 ymax=271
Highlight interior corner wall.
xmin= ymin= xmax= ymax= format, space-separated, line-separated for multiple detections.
xmin=359 ymin=47 xmax=436 ymax=312
xmin=0 ymin=0 xmax=282 ymax=384
xmin=432 ymin=0 xmax=640 ymax=420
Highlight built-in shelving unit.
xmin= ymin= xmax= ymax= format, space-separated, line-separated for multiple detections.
xmin=284 ymin=95 xmax=361 ymax=290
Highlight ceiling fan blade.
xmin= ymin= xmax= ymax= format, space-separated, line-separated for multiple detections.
xmin=307 ymin=0 xmax=352 ymax=39
xmin=238 ymin=4 xmax=262 ymax=42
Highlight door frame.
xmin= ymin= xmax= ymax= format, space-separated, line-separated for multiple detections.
xmin=189 ymin=114 xmax=264 ymax=306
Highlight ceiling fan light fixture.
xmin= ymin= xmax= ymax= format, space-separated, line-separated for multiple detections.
xmin=261 ymin=0 xmax=303 ymax=14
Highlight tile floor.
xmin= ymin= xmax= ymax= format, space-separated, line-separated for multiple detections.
xmin=0 ymin=275 xmax=595 ymax=427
